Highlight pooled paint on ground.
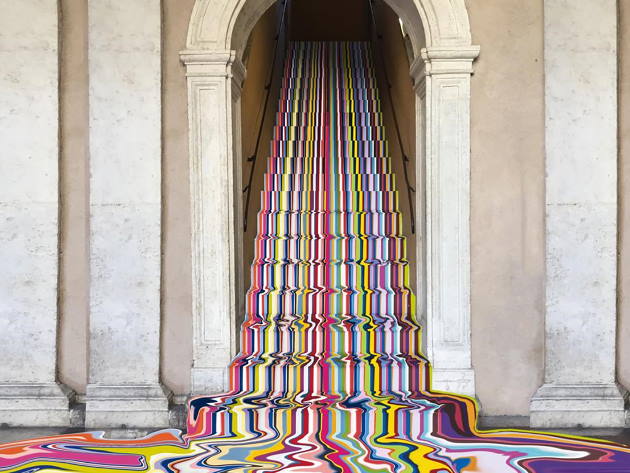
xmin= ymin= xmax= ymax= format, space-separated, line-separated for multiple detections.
xmin=1 ymin=42 xmax=629 ymax=473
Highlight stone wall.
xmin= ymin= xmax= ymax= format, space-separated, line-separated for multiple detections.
xmin=374 ymin=1 xmax=418 ymax=298
xmin=3 ymin=0 xmax=629 ymax=424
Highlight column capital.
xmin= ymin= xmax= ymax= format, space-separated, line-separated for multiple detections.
xmin=410 ymin=46 xmax=480 ymax=85
xmin=180 ymin=49 xmax=246 ymax=90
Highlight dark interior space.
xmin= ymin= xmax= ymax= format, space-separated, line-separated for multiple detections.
xmin=288 ymin=0 xmax=370 ymax=41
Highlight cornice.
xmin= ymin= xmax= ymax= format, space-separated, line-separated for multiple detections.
xmin=180 ymin=49 xmax=247 ymax=86
xmin=410 ymin=45 xmax=480 ymax=84
xmin=180 ymin=49 xmax=234 ymax=65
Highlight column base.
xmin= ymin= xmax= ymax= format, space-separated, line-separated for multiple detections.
xmin=530 ymin=384 xmax=626 ymax=428
xmin=430 ymin=368 xmax=476 ymax=397
xmin=85 ymin=384 xmax=172 ymax=429
xmin=191 ymin=367 xmax=228 ymax=395
xmin=0 ymin=383 xmax=73 ymax=427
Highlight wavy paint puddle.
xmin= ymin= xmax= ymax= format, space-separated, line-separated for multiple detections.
xmin=1 ymin=42 xmax=629 ymax=473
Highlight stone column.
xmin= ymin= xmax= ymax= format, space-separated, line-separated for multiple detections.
xmin=411 ymin=47 xmax=480 ymax=397
xmin=180 ymin=50 xmax=246 ymax=395
xmin=0 ymin=0 xmax=73 ymax=426
xmin=85 ymin=0 xmax=170 ymax=429
xmin=530 ymin=0 xmax=625 ymax=428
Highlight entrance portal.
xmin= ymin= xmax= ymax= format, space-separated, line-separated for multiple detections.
xmin=181 ymin=0 xmax=479 ymax=397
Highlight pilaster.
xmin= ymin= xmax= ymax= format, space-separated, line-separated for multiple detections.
xmin=86 ymin=0 xmax=169 ymax=429
xmin=181 ymin=50 xmax=246 ymax=394
xmin=411 ymin=46 xmax=479 ymax=397
xmin=0 ymin=0 xmax=73 ymax=426
xmin=531 ymin=0 xmax=625 ymax=428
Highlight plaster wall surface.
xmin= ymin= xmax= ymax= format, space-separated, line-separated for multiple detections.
xmin=161 ymin=0 xmax=196 ymax=398
xmin=58 ymin=0 xmax=90 ymax=396
xmin=618 ymin=0 xmax=630 ymax=392
xmin=467 ymin=0 xmax=545 ymax=416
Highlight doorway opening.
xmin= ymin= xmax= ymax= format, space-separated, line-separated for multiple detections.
xmin=239 ymin=0 xmax=418 ymax=334
xmin=182 ymin=0 xmax=477 ymax=396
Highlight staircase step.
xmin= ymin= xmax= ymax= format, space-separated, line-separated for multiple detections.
xmin=262 ymin=173 xmax=395 ymax=192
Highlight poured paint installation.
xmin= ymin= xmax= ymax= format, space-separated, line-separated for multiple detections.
xmin=1 ymin=42 xmax=630 ymax=473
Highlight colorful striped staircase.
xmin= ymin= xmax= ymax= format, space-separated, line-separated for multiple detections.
xmin=239 ymin=41 xmax=424 ymax=400
xmin=186 ymin=40 xmax=452 ymax=470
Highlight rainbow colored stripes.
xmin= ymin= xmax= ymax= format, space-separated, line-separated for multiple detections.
xmin=226 ymin=41 xmax=422 ymax=405
xmin=0 ymin=41 xmax=629 ymax=473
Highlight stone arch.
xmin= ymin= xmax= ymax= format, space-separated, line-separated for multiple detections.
xmin=181 ymin=0 xmax=480 ymax=396
xmin=185 ymin=0 xmax=473 ymax=57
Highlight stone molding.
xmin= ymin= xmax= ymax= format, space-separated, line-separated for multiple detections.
xmin=411 ymin=46 xmax=481 ymax=78
xmin=85 ymin=384 xmax=172 ymax=429
xmin=181 ymin=49 xmax=247 ymax=85
xmin=531 ymin=384 xmax=626 ymax=428
xmin=0 ymin=384 xmax=73 ymax=427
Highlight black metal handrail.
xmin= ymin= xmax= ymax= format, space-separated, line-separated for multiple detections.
xmin=243 ymin=0 xmax=290 ymax=232
xmin=366 ymin=0 xmax=416 ymax=234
